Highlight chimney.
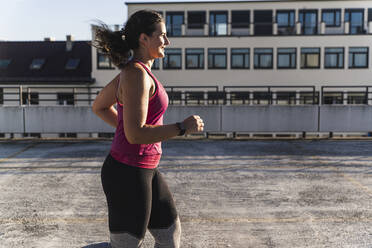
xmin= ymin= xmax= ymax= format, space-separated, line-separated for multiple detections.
xmin=66 ymin=35 xmax=74 ymax=52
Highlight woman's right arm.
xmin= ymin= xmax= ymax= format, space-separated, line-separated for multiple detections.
xmin=92 ymin=73 xmax=120 ymax=128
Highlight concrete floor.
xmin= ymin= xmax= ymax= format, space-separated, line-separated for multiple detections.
xmin=0 ymin=139 xmax=371 ymax=248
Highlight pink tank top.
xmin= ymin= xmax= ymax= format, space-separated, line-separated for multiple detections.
xmin=110 ymin=60 xmax=169 ymax=169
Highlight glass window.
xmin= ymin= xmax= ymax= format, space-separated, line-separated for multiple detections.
xmin=188 ymin=11 xmax=205 ymax=29
xmin=97 ymin=51 xmax=114 ymax=69
xmin=0 ymin=59 xmax=11 ymax=69
xmin=186 ymin=48 xmax=204 ymax=69
xmin=254 ymin=48 xmax=273 ymax=69
xmin=57 ymin=93 xmax=74 ymax=105
xmin=208 ymin=48 xmax=227 ymax=69
xmin=322 ymin=9 xmax=341 ymax=27
xmin=324 ymin=47 xmax=344 ymax=68
xmin=299 ymin=10 xmax=318 ymax=35
xmin=163 ymin=48 xmax=182 ymax=69
xmin=152 ymin=58 xmax=160 ymax=70
xmin=231 ymin=48 xmax=250 ymax=69
xmin=209 ymin=11 xmax=227 ymax=36
xmin=276 ymin=10 xmax=295 ymax=27
xmin=0 ymin=88 xmax=3 ymax=105
xmin=22 ymin=92 xmax=39 ymax=105
xmin=369 ymin=8 xmax=372 ymax=22
xmin=254 ymin=10 xmax=273 ymax=35
xmin=166 ymin=12 xmax=184 ymax=36
xmin=345 ymin=9 xmax=364 ymax=34
xmin=30 ymin=58 xmax=45 ymax=70
xmin=277 ymin=48 xmax=296 ymax=69
xmin=349 ymin=47 xmax=368 ymax=68
xmin=301 ymin=48 xmax=320 ymax=68
xmin=232 ymin=11 xmax=250 ymax=28
xmin=65 ymin=58 xmax=80 ymax=70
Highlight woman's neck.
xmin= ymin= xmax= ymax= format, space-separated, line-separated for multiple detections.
xmin=132 ymin=53 xmax=153 ymax=70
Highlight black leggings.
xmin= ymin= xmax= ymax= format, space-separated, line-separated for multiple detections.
xmin=101 ymin=154 xmax=178 ymax=240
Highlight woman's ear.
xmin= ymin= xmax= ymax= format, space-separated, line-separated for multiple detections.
xmin=138 ymin=33 xmax=149 ymax=47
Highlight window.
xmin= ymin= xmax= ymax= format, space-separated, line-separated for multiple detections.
xmin=188 ymin=11 xmax=205 ymax=29
xmin=0 ymin=88 xmax=3 ymax=105
xmin=299 ymin=10 xmax=318 ymax=35
xmin=276 ymin=10 xmax=295 ymax=35
xmin=0 ymin=59 xmax=11 ymax=69
xmin=349 ymin=47 xmax=368 ymax=68
xmin=57 ymin=93 xmax=74 ymax=105
xmin=254 ymin=48 xmax=273 ymax=69
xmin=209 ymin=11 xmax=227 ymax=36
xmin=231 ymin=48 xmax=250 ymax=69
xmin=22 ymin=92 xmax=39 ymax=105
xmin=254 ymin=10 xmax=273 ymax=35
xmin=163 ymin=48 xmax=182 ymax=69
xmin=152 ymin=58 xmax=160 ymax=70
xmin=301 ymin=48 xmax=320 ymax=69
xmin=166 ymin=12 xmax=184 ymax=36
xmin=208 ymin=48 xmax=227 ymax=69
xmin=186 ymin=48 xmax=204 ymax=69
xmin=30 ymin=58 xmax=45 ymax=70
xmin=232 ymin=11 xmax=250 ymax=28
xmin=369 ymin=8 xmax=372 ymax=22
xmin=345 ymin=9 xmax=364 ymax=34
xmin=324 ymin=47 xmax=344 ymax=69
xmin=97 ymin=51 xmax=114 ymax=69
xmin=277 ymin=48 xmax=296 ymax=69
xmin=322 ymin=9 xmax=341 ymax=27
xmin=65 ymin=58 xmax=80 ymax=70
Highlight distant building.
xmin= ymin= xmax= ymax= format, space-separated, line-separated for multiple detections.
xmin=0 ymin=36 xmax=95 ymax=106
xmin=92 ymin=0 xmax=372 ymax=105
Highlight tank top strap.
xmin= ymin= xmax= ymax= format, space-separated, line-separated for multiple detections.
xmin=132 ymin=59 xmax=158 ymax=84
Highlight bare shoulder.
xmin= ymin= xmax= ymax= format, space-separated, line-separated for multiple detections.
xmin=119 ymin=62 xmax=152 ymax=96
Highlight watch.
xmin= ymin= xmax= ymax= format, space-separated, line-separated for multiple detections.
xmin=176 ymin=122 xmax=186 ymax=136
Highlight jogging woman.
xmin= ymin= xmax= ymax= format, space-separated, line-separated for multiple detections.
xmin=92 ymin=10 xmax=204 ymax=248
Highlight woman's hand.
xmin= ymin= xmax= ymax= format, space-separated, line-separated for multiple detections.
xmin=183 ymin=115 xmax=204 ymax=134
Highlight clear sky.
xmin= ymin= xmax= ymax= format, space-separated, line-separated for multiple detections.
xmin=0 ymin=0 xmax=228 ymax=41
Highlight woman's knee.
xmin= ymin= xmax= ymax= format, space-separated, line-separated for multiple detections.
xmin=149 ymin=217 xmax=181 ymax=248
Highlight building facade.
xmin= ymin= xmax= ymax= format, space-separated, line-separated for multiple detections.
xmin=92 ymin=0 xmax=372 ymax=105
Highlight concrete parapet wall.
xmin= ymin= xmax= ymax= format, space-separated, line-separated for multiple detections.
xmin=24 ymin=106 xmax=114 ymax=133
xmin=221 ymin=106 xmax=318 ymax=132
xmin=319 ymin=106 xmax=372 ymax=132
xmin=1 ymin=105 xmax=371 ymax=133
xmin=0 ymin=107 xmax=24 ymax=132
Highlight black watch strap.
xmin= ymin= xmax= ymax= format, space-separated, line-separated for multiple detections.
xmin=176 ymin=122 xmax=186 ymax=136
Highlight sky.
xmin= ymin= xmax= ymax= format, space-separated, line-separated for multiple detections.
xmin=0 ymin=0 xmax=229 ymax=41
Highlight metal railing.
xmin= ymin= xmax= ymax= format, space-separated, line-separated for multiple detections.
xmin=1 ymin=85 xmax=372 ymax=106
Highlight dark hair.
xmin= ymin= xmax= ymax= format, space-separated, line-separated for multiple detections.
xmin=93 ymin=10 xmax=164 ymax=69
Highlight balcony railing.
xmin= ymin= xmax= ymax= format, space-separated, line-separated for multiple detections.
xmin=166 ymin=21 xmax=372 ymax=37
xmin=2 ymin=85 xmax=372 ymax=106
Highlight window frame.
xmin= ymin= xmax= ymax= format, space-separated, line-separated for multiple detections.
xmin=231 ymin=48 xmax=250 ymax=69
xmin=166 ymin=11 xmax=184 ymax=37
xmin=276 ymin=10 xmax=295 ymax=28
xmin=209 ymin=11 xmax=228 ymax=36
xmin=65 ymin=58 xmax=80 ymax=70
xmin=277 ymin=47 xmax=297 ymax=69
xmin=321 ymin=9 xmax=341 ymax=27
xmin=324 ymin=47 xmax=344 ymax=69
xmin=97 ymin=51 xmax=115 ymax=70
xmin=254 ymin=48 xmax=273 ymax=69
xmin=163 ymin=48 xmax=182 ymax=70
xmin=299 ymin=9 xmax=318 ymax=35
xmin=348 ymin=47 xmax=369 ymax=69
xmin=345 ymin=8 xmax=365 ymax=34
xmin=187 ymin=11 xmax=206 ymax=29
xmin=208 ymin=48 xmax=227 ymax=69
xmin=185 ymin=48 xmax=204 ymax=69
xmin=301 ymin=47 xmax=321 ymax=69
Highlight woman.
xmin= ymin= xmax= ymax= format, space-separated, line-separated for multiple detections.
xmin=92 ymin=10 xmax=204 ymax=248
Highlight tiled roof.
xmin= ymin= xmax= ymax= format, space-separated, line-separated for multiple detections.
xmin=0 ymin=41 xmax=94 ymax=84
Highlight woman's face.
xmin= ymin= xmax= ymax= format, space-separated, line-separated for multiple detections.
xmin=146 ymin=22 xmax=170 ymax=59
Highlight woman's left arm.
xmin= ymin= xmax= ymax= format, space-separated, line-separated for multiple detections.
xmin=92 ymin=74 xmax=120 ymax=128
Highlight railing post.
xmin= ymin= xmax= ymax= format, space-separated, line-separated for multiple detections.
xmin=181 ymin=90 xmax=185 ymax=106
xmin=19 ymin=86 xmax=23 ymax=105
xmin=296 ymin=90 xmax=300 ymax=105
xmin=204 ymin=90 xmax=208 ymax=105
xmin=273 ymin=23 xmax=278 ymax=35
xmin=73 ymin=88 xmax=77 ymax=106
xmin=344 ymin=22 xmax=350 ymax=34
xmin=249 ymin=91 xmax=254 ymax=105
xmin=27 ymin=87 xmax=31 ymax=106
xmin=225 ymin=90 xmax=231 ymax=106
xmin=343 ymin=90 xmax=348 ymax=105
xmin=272 ymin=91 xmax=277 ymax=105
xmin=296 ymin=22 xmax=301 ymax=35
xmin=368 ymin=87 xmax=372 ymax=105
